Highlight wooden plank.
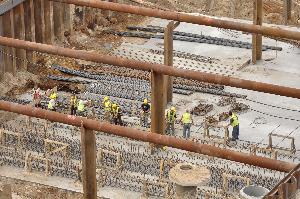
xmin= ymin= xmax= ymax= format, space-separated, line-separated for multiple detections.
xmin=53 ymin=1 xmax=64 ymax=40
xmin=252 ymin=0 xmax=262 ymax=63
xmin=23 ymin=0 xmax=36 ymax=63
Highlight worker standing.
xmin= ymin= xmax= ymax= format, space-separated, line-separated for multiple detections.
xmin=49 ymin=88 xmax=57 ymax=100
xmin=180 ymin=110 xmax=193 ymax=139
xmin=77 ymin=99 xmax=87 ymax=117
xmin=103 ymin=96 xmax=112 ymax=122
xmin=48 ymin=99 xmax=56 ymax=111
xmin=32 ymin=86 xmax=42 ymax=108
xmin=111 ymin=103 xmax=123 ymax=125
xmin=70 ymin=94 xmax=77 ymax=115
xmin=165 ymin=107 xmax=177 ymax=135
xmin=227 ymin=111 xmax=240 ymax=141
xmin=140 ymin=98 xmax=150 ymax=128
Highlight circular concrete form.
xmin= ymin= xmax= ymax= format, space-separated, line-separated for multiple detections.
xmin=169 ymin=163 xmax=210 ymax=186
xmin=169 ymin=163 xmax=210 ymax=199
xmin=240 ymin=185 xmax=270 ymax=199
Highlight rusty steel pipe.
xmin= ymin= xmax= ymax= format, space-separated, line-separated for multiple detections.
xmin=0 ymin=100 xmax=296 ymax=172
xmin=51 ymin=0 xmax=300 ymax=41
xmin=0 ymin=36 xmax=300 ymax=99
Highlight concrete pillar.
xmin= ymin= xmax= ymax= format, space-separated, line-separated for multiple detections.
xmin=80 ymin=126 xmax=97 ymax=199
xmin=13 ymin=4 xmax=27 ymax=70
xmin=34 ymin=0 xmax=45 ymax=43
xmin=64 ymin=4 xmax=75 ymax=35
xmin=44 ymin=0 xmax=54 ymax=44
xmin=164 ymin=21 xmax=174 ymax=104
xmin=2 ymin=10 xmax=16 ymax=75
xmin=23 ymin=0 xmax=36 ymax=64
xmin=151 ymin=71 xmax=166 ymax=134
xmin=284 ymin=0 xmax=292 ymax=25
xmin=53 ymin=1 xmax=64 ymax=40
xmin=252 ymin=0 xmax=263 ymax=64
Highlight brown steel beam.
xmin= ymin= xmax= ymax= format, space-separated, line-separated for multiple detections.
xmin=0 ymin=100 xmax=296 ymax=172
xmin=283 ymin=0 xmax=292 ymax=25
xmin=164 ymin=21 xmax=174 ymax=104
xmin=0 ymin=36 xmax=299 ymax=99
xmin=33 ymin=0 xmax=45 ymax=43
xmin=151 ymin=71 xmax=166 ymax=134
xmin=252 ymin=0 xmax=262 ymax=64
xmin=51 ymin=0 xmax=300 ymax=41
xmin=44 ymin=0 xmax=54 ymax=44
xmin=81 ymin=126 xmax=97 ymax=199
xmin=53 ymin=1 xmax=64 ymax=40
xmin=13 ymin=3 xmax=27 ymax=70
xmin=23 ymin=0 xmax=36 ymax=63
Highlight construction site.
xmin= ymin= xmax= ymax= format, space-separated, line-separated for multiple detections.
xmin=0 ymin=0 xmax=300 ymax=198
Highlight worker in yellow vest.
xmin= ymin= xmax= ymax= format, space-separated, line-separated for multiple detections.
xmin=228 ymin=111 xmax=240 ymax=141
xmin=111 ymin=103 xmax=123 ymax=125
xmin=140 ymin=98 xmax=150 ymax=127
xmin=77 ymin=99 xmax=86 ymax=117
xmin=165 ymin=107 xmax=177 ymax=135
xmin=180 ymin=110 xmax=194 ymax=139
xmin=49 ymin=88 xmax=57 ymax=100
xmin=48 ymin=99 xmax=56 ymax=111
xmin=102 ymin=96 xmax=112 ymax=121
xmin=70 ymin=94 xmax=77 ymax=115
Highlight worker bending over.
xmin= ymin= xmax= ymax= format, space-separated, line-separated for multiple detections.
xmin=111 ymin=103 xmax=123 ymax=125
xmin=180 ymin=110 xmax=193 ymax=139
xmin=140 ymin=98 xmax=150 ymax=127
xmin=70 ymin=94 xmax=77 ymax=115
xmin=227 ymin=111 xmax=239 ymax=141
xmin=166 ymin=107 xmax=177 ymax=135
xmin=103 ymin=96 xmax=112 ymax=122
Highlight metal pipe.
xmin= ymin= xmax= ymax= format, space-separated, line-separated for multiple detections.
xmin=0 ymin=36 xmax=300 ymax=99
xmin=51 ymin=0 xmax=300 ymax=41
xmin=0 ymin=100 xmax=295 ymax=172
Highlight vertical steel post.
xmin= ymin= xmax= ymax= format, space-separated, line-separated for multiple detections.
xmin=53 ymin=1 xmax=64 ymax=40
xmin=81 ymin=126 xmax=97 ymax=199
xmin=33 ymin=0 xmax=45 ymax=43
xmin=23 ymin=0 xmax=36 ymax=63
xmin=151 ymin=71 xmax=166 ymax=134
xmin=164 ymin=21 xmax=174 ymax=104
xmin=284 ymin=0 xmax=292 ymax=25
xmin=44 ymin=0 xmax=54 ymax=44
xmin=252 ymin=0 xmax=263 ymax=64
xmin=13 ymin=4 xmax=27 ymax=70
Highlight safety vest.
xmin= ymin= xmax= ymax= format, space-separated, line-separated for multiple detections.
xmin=70 ymin=97 xmax=77 ymax=106
xmin=230 ymin=113 xmax=239 ymax=127
xmin=48 ymin=99 xmax=55 ymax=110
xmin=167 ymin=110 xmax=176 ymax=123
xmin=112 ymin=107 xmax=120 ymax=117
xmin=182 ymin=112 xmax=191 ymax=124
xmin=78 ymin=100 xmax=85 ymax=112
xmin=104 ymin=100 xmax=111 ymax=111
xmin=50 ymin=92 xmax=57 ymax=100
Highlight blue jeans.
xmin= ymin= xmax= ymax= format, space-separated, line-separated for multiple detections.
xmin=232 ymin=125 xmax=239 ymax=139
xmin=183 ymin=123 xmax=191 ymax=139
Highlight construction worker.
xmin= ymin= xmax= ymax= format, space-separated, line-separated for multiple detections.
xmin=48 ymin=98 xmax=56 ymax=111
xmin=49 ymin=87 xmax=57 ymax=100
xmin=77 ymin=99 xmax=87 ymax=117
xmin=180 ymin=110 xmax=193 ymax=139
xmin=111 ymin=103 xmax=123 ymax=125
xmin=165 ymin=107 xmax=177 ymax=135
xmin=102 ymin=96 xmax=112 ymax=121
xmin=140 ymin=98 xmax=150 ymax=127
xmin=70 ymin=94 xmax=77 ymax=115
xmin=32 ymin=86 xmax=42 ymax=108
xmin=227 ymin=111 xmax=240 ymax=141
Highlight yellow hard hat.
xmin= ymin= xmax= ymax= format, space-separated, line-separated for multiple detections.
xmin=143 ymin=99 xmax=148 ymax=104
xmin=171 ymin=106 xmax=176 ymax=111
xmin=104 ymin=96 xmax=109 ymax=101
xmin=112 ymin=103 xmax=117 ymax=108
